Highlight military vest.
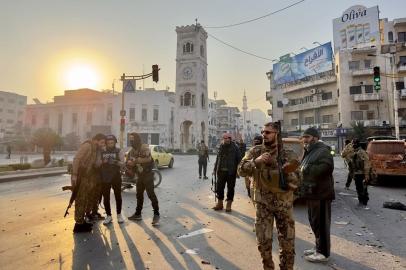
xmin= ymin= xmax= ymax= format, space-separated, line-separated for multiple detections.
xmin=100 ymin=147 xmax=121 ymax=182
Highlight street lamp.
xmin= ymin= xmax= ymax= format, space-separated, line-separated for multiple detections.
xmin=290 ymin=52 xmax=297 ymax=56
xmin=313 ymin=41 xmax=322 ymax=46
xmin=367 ymin=53 xmax=399 ymax=139
xmin=272 ymin=59 xmax=279 ymax=62
xmin=300 ymin=47 xmax=308 ymax=51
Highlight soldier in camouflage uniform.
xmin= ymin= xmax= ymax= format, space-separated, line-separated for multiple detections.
xmin=238 ymin=122 xmax=301 ymax=270
xmin=71 ymin=133 xmax=106 ymax=233
xmin=351 ymin=139 xmax=371 ymax=206
xmin=341 ymin=139 xmax=354 ymax=190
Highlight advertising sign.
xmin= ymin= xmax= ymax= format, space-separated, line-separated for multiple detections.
xmin=332 ymin=5 xmax=380 ymax=52
xmin=273 ymin=42 xmax=333 ymax=86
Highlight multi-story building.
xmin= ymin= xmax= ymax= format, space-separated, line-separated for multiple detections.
xmin=208 ymin=98 xmax=218 ymax=148
xmin=0 ymin=91 xmax=27 ymax=139
xmin=216 ymin=100 xmax=241 ymax=144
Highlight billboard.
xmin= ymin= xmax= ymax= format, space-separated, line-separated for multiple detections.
xmin=273 ymin=42 xmax=333 ymax=86
xmin=333 ymin=5 xmax=380 ymax=52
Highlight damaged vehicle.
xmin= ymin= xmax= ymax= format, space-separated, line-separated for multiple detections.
xmin=366 ymin=137 xmax=406 ymax=181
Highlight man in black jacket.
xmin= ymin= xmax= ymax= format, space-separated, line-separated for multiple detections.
xmin=299 ymin=127 xmax=335 ymax=263
xmin=212 ymin=133 xmax=242 ymax=212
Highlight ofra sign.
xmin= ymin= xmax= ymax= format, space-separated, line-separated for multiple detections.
xmin=341 ymin=7 xmax=368 ymax=23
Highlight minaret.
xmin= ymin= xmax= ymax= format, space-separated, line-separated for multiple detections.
xmin=242 ymin=90 xmax=248 ymax=141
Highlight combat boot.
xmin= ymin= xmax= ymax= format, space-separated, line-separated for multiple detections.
xmin=225 ymin=200 xmax=232 ymax=212
xmin=212 ymin=200 xmax=224 ymax=210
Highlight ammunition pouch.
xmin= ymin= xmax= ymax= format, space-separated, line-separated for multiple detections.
xmin=351 ymin=154 xmax=364 ymax=171
xmin=296 ymin=182 xmax=317 ymax=198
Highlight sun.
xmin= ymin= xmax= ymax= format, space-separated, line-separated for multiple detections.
xmin=67 ymin=66 xmax=98 ymax=89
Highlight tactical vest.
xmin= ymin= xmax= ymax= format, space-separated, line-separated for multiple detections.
xmin=100 ymin=147 xmax=121 ymax=182
xmin=127 ymin=145 xmax=153 ymax=174
xmin=351 ymin=148 xmax=365 ymax=172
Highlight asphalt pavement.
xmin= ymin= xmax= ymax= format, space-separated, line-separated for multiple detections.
xmin=0 ymin=156 xmax=405 ymax=270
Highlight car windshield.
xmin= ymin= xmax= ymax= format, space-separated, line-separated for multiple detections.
xmin=368 ymin=142 xmax=405 ymax=155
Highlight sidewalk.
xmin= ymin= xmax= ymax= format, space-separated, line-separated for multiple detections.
xmin=0 ymin=167 xmax=68 ymax=183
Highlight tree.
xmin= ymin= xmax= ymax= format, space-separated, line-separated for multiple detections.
xmin=347 ymin=121 xmax=372 ymax=142
xmin=64 ymin=132 xmax=79 ymax=151
xmin=30 ymin=128 xmax=64 ymax=165
xmin=12 ymin=122 xmax=31 ymax=139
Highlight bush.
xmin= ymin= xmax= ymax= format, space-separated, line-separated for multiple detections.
xmin=166 ymin=148 xmax=174 ymax=153
xmin=11 ymin=164 xmax=31 ymax=170
xmin=187 ymin=148 xmax=198 ymax=153
xmin=173 ymin=149 xmax=182 ymax=153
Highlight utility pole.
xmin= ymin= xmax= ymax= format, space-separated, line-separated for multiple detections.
xmin=392 ymin=54 xmax=400 ymax=139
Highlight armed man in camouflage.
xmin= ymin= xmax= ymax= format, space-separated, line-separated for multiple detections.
xmin=351 ymin=139 xmax=371 ymax=206
xmin=238 ymin=122 xmax=301 ymax=270
xmin=341 ymin=139 xmax=354 ymax=190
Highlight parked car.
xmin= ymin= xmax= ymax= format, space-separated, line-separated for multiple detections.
xmin=366 ymin=139 xmax=406 ymax=181
xmin=124 ymin=145 xmax=174 ymax=169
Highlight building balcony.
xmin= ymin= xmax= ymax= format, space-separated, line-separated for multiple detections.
xmin=352 ymin=69 xmax=373 ymax=76
xmin=353 ymin=119 xmax=390 ymax=127
xmin=283 ymin=99 xmax=338 ymax=113
xmin=353 ymin=93 xmax=380 ymax=102
xmin=394 ymin=18 xmax=406 ymax=27
xmin=267 ymin=109 xmax=273 ymax=117
xmin=281 ymin=73 xmax=337 ymax=93
xmin=398 ymin=64 xmax=406 ymax=73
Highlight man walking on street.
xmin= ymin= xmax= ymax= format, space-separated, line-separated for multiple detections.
xmin=300 ymin=128 xmax=334 ymax=263
xmin=197 ymin=140 xmax=209 ymax=179
xmin=95 ymin=135 xmax=125 ymax=225
xmin=6 ymin=144 xmax=11 ymax=159
xmin=127 ymin=132 xmax=160 ymax=224
xmin=351 ymin=138 xmax=371 ymax=206
xmin=341 ymin=139 xmax=354 ymax=190
xmin=238 ymin=122 xmax=301 ymax=270
xmin=212 ymin=133 xmax=242 ymax=212
xmin=71 ymin=133 xmax=106 ymax=233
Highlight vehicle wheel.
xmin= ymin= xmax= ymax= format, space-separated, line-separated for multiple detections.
xmin=154 ymin=160 xmax=159 ymax=169
xmin=168 ymin=158 xmax=174 ymax=168
xmin=153 ymin=170 xmax=162 ymax=188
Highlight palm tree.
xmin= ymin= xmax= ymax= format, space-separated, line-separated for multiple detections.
xmin=30 ymin=128 xmax=64 ymax=165
xmin=347 ymin=121 xmax=373 ymax=142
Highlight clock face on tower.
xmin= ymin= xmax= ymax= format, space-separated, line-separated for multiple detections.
xmin=201 ymin=68 xmax=206 ymax=80
xmin=182 ymin=66 xmax=193 ymax=79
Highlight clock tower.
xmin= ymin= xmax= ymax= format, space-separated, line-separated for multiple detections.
xmin=174 ymin=24 xmax=208 ymax=151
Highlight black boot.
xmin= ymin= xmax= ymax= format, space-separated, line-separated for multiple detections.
xmin=73 ymin=223 xmax=92 ymax=233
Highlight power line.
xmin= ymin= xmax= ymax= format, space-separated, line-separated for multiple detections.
xmin=203 ymin=0 xmax=305 ymax=29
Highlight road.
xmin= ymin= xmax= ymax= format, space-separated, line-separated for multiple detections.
xmin=0 ymin=155 xmax=405 ymax=270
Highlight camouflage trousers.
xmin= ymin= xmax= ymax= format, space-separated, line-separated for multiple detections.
xmin=255 ymin=191 xmax=295 ymax=270
xmin=74 ymin=168 xmax=100 ymax=223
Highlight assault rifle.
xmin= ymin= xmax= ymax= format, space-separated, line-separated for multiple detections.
xmin=63 ymin=167 xmax=84 ymax=218
xmin=276 ymin=121 xmax=301 ymax=191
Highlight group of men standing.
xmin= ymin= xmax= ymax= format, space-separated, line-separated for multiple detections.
xmin=70 ymin=132 xmax=160 ymax=233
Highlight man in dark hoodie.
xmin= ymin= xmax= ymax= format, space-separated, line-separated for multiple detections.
xmin=71 ymin=133 xmax=107 ymax=233
xmin=299 ymin=127 xmax=334 ymax=263
xmin=197 ymin=140 xmax=209 ymax=179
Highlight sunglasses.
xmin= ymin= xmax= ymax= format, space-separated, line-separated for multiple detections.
xmin=261 ymin=130 xmax=278 ymax=135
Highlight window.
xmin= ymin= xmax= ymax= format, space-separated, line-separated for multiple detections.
xmin=142 ymin=108 xmax=147 ymax=121
xmin=18 ymin=111 xmax=23 ymax=117
xmin=366 ymin=111 xmax=374 ymax=120
xmin=18 ymin=101 xmax=24 ymax=105
xmin=305 ymin=117 xmax=314 ymax=125
xmin=7 ymin=109 xmax=14 ymax=114
xmin=7 ymin=119 xmax=14 ymax=124
xmin=291 ymin=119 xmax=298 ymax=126
xmin=388 ymin=31 xmax=393 ymax=42
xmin=323 ymin=115 xmax=333 ymax=123
xmin=201 ymin=93 xmax=206 ymax=108
xmin=87 ymin=112 xmax=92 ymax=124
xmin=107 ymin=108 xmax=112 ymax=120
xmin=171 ymin=109 xmax=174 ymax=123
xmin=400 ymin=56 xmax=406 ymax=66
xmin=351 ymin=111 xmax=363 ymax=120
xmin=200 ymin=45 xmax=204 ymax=57
xmin=181 ymin=92 xmax=194 ymax=106
xmin=365 ymin=85 xmax=373 ymax=93
xmin=322 ymin=92 xmax=332 ymax=100
xmin=336 ymin=65 xmax=338 ymax=73
xmin=398 ymin=32 xmax=406 ymax=43
xmin=8 ymin=99 xmax=15 ymax=104
xmin=183 ymin=42 xmax=194 ymax=53
xmin=339 ymin=113 xmax=341 ymax=121
xmin=360 ymin=105 xmax=369 ymax=110
xmin=130 ymin=108 xmax=135 ymax=120
xmin=337 ymin=89 xmax=340 ymax=97
xmin=304 ymin=96 xmax=313 ymax=103
xmin=348 ymin=61 xmax=360 ymax=70
xmin=350 ymin=86 xmax=362 ymax=95
xmin=44 ymin=114 xmax=49 ymax=126
xmin=364 ymin=60 xmax=371 ymax=69
xmin=72 ymin=113 xmax=77 ymax=124
xmin=277 ymin=101 xmax=283 ymax=108
xmin=58 ymin=114 xmax=63 ymax=134
xmin=396 ymin=81 xmax=405 ymax=90
xmin=153 ymin=107 xmax=158 ymax=121
xmin=32 ymin=115 xmax=36 ymax=125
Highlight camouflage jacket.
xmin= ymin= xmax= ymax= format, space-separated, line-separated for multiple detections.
xmin=237 ymin=145 xmax=301 ymax=195
xmin=341 ymin=143 xmax=354 ymax=165
xmin=351 ymin=147 xmax=371 ymax=175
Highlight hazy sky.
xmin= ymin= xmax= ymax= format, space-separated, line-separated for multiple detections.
xmin=1 ymin=0 xmax=405 ymax=113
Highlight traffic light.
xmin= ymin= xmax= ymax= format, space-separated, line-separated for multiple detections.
xmin=152 ymin=65 xmax=159 ymax=83
xmin=120 ymin=119 xmax=125 ymax=131
xmin=373 ymin=66 xmax=380 ymax=91
xmin=373 ymin=67 xmax=380 ymax=82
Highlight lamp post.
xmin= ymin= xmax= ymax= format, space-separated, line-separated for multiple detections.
xmin=313 ymin=41 xmax=322 ymax=46
xmin=300 ymin=47 xmax=308 ymax=51
xmin=367 ymin=53 xmax=399 ymax=139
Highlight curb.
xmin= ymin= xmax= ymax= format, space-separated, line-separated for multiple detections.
xmin=0 ymin=170 xmax=67 ymax=183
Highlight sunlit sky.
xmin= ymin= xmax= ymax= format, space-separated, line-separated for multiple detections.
xmin=1 ymin=0 xmax=405 ymax=113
